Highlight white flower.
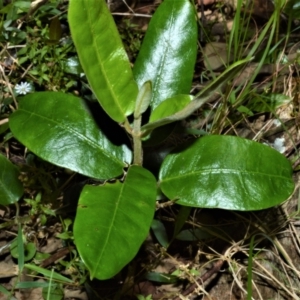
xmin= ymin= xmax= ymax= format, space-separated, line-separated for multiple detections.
xmin=273 ymin=119 xmax=281 ymax=127
xmin=273 ymin=137 xmax=286 ymax=153
xmin=15 ymin=82 xmax=32 ymax=95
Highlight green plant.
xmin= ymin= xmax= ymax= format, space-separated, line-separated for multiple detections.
xmin=0 ymin=0 xmax=76 ymax=92
xmin=24 ymin=192 xmax=56 ymax=223
xmin=17 ymin=17 xmax=76 ymax=90
xmin=1 ymin=0 xmax=295 ymax=281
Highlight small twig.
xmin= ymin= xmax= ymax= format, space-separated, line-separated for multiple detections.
xmin=0 ymin=118 xmax=8 ymax=126
xmin=111 ymin=12 xmax=151 ymax=17
xmin=40 ymin=246 xmax=74 ymax=268
xmin=21 ymin=63 xmax=33 ymax=79
xmin=122 ymin=0 xmax=135 ymax=14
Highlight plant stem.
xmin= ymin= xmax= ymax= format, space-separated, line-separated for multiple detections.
xmin=132 ymin=116 xmax=142 ymax=166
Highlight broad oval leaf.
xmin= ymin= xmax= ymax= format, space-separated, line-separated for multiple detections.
xmin=0 ymin=154 xmax=23 ymax=205
xmin=74 ymin=165 xmax=157 ymax=279
xmin=69 ymin=0 xmax=138 ymax=123
xmin=9 ymin=92 xmax=131 ymax=180
xmin=133 ymin=0 xmax=197 ymax=111
xmin=159 ymin=135 xmax=294 ymax=211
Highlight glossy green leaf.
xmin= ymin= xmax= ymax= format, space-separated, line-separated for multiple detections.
xmin=133 ymin=0 xmax=197 ymax=111
xmin=0 ymin=154 xmax=23 ymax=205
xmin=9 ymin=92 xmax=131 ymax=179
xmin=69 ymin=0 xmax=138 ymax=123
xmin=141 ymin=58 xmax=251 ymax=133
xmin=159 ymin=135 xmax=294 ymax=211
xmin=149 ymin=95 xmax=193 ymax=123
xmin=74 ymin=165 xmax=157 ymax=280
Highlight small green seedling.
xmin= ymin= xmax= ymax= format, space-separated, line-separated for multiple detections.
xmin=0 ymin=0 xmax=294 ymax=280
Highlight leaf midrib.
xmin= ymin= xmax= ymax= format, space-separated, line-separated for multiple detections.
xmin=161 ymin=168 xmax=291 ymax=182
xmin=94 ymin=183 xmax=125 ymax=276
